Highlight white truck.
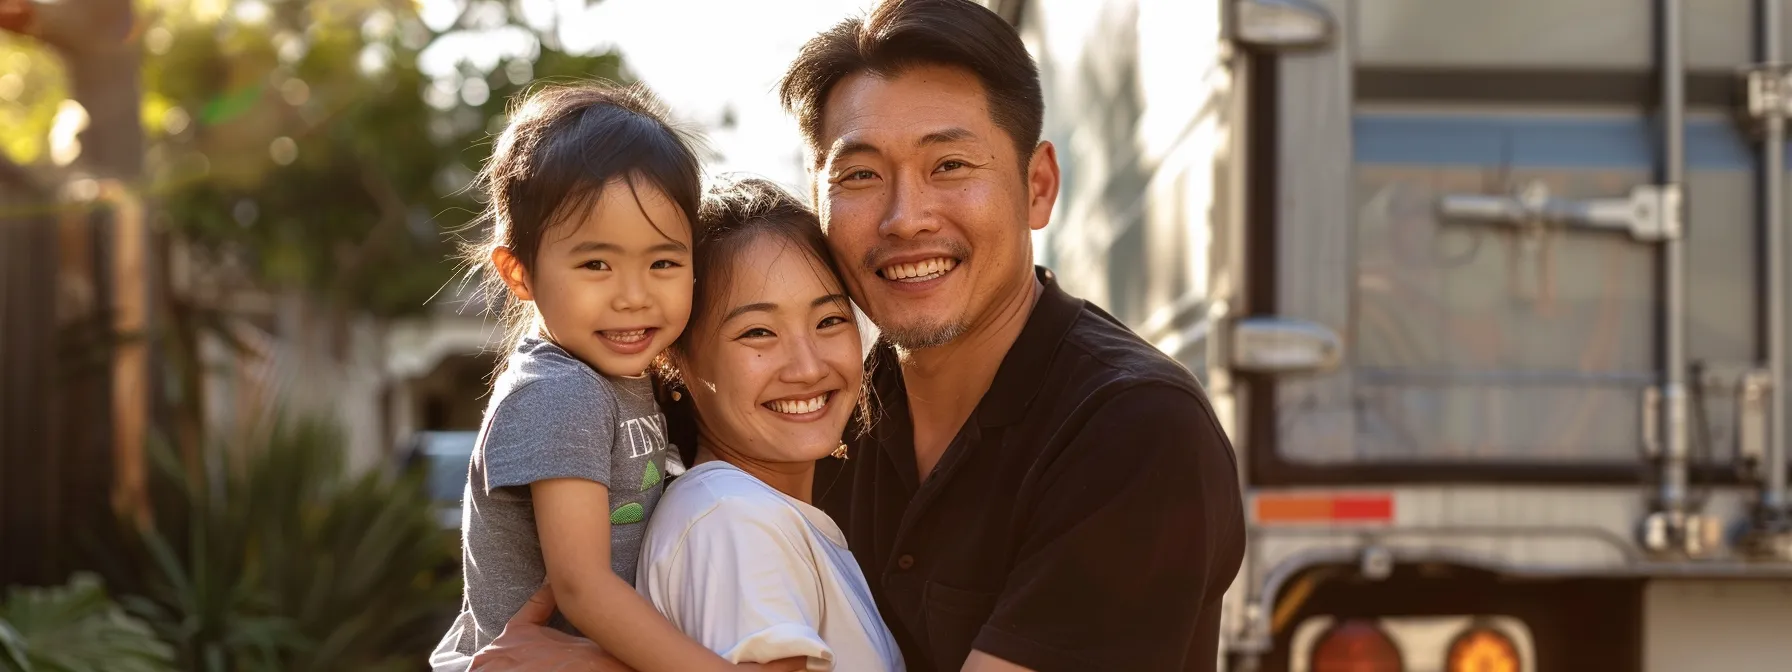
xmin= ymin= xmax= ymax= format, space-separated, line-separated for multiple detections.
xmin=993 ymin=0 xmax=1792 ymax=669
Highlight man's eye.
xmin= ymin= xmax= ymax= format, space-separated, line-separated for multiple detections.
xmin=841 ymin=169 xmax=877 ymax=182
xmin=582 ymin=260 xmax=609 ymax=271
xmin=935 ymin=160 xmax=967 ymax=173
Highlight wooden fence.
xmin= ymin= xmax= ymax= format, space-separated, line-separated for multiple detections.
xmin=0 ymin=175 xmax=149 ymax=587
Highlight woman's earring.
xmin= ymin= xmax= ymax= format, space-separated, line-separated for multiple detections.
xmin=670 ymin=390 xmax=681 ymax=401
xmin=831 ymin=443 xmax=849 ymax=460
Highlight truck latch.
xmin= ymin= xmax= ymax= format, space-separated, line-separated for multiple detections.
xmin=1437 ymin=181 xmax=1681 ymax=243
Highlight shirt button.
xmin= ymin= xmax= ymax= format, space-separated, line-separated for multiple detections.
xmin=897 ymin=554 xmax=916 ymax=570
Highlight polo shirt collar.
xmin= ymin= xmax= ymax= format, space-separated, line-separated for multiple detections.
xmin=974 ymin=265 xmax=1083 ymax=427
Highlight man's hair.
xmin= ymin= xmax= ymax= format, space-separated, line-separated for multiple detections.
xmin=778 ymin=0 xmax=1044 ymax=166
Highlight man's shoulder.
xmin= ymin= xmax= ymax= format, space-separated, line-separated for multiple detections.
xmin=1051 ymin=301 xmax=1206 ymax=407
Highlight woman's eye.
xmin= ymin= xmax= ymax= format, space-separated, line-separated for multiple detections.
xmin=818 ymin=315 xmax=849 ymax=329
xmin=739 ymin=327 xmax=774 ymax=339
xmin=581 ymin=260 xmax=609 ymax=271
xmin=650 ymin=259 xmax=682 ymax=270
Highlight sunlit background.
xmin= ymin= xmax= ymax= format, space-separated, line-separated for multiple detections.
xmin=14 ymin=0 xmax=1792 ymax=670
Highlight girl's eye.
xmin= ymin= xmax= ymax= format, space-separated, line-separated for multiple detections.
xmin=738 ymin=327 xmax=774 ymax=340
xmin=818 ymin=315 xmax=849 ymax=329
xmin=650 ymin=259 xmax=682 ymax=270
xmin=581 ymin=260 xmax=609 ymax=271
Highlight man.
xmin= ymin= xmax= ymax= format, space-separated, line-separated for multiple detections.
xmin=460 ymin=1 xmax=1244 ymax=670
xmin=788 ymin=2 xmax=1243 ymax=670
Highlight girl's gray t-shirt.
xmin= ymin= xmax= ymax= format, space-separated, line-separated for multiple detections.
xmin=454 ymin=335 xmax=671 ymax=654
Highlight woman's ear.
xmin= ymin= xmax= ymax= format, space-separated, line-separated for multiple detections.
xmin=491 ymin=246 xmax=534 ymax=302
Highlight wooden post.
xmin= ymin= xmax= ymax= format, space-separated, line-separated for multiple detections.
xmin=98 ymin=180 xmax=149 ymax=526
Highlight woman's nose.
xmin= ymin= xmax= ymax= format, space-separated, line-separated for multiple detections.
xmin=780 ymin=335 xmax=830 ymax=386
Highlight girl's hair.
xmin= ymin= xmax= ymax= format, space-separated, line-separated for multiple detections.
xmin=658 ymin=174 xmax=874 ymax=467
xmin=464 ymin=81 xmax=704 ymax=364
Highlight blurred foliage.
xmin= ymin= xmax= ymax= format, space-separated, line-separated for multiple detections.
xmin=94 ymin=415 xmax=460 ymax=672
xmin=2 ymin=0 xmax=629 ymax=317
xmin=0 ymin=573 xmax=176 ymax=672
xmin=0 ymin=43 xmax=65 ymax=165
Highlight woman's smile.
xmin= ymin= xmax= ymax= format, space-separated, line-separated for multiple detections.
xmin=763 ymin=390 xmax=836 ymax=420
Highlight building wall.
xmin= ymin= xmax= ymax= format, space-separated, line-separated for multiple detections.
xmin=1019 ymin=0 xmax=1233 ymax=372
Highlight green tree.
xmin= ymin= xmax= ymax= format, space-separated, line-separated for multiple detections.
xmin=144 ymin=0 xmax=629 ymax=317
xmin=2 ymin=0 xmax=632 ymax=317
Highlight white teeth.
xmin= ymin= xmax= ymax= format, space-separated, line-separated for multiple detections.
xmin=605 ymin=329 xmax=648 ymax=343
xmin=880 ymin=257 xmax=957 ymax=282
xmin=767 ymin=393 xmax=828 ymax=415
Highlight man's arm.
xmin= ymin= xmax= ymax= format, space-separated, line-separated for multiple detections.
xmin=452 ymin=585 xmax=809 ymax=672
xmin=963 ymin=650 xmax=1033 ymax=672
xmin=965 ymin=383 xmax=1245 ymax=672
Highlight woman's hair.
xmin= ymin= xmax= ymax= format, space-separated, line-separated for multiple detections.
xmin=463 ymin=81 xmax=704 ymax=362
xmin=659 ymin=175 xmax=873 ymax=467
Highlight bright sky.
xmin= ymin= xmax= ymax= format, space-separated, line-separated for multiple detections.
xmin=421 ymin=0 xmax=881 ymax=192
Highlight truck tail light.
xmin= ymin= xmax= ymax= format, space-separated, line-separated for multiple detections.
xmin=1310 ymin=619 xmax=1403 ymax=672
xmin=1446 ymin=626 xmax=1521 ymax=672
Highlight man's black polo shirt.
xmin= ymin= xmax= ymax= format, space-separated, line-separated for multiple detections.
xmin=814 ymin=266 xmax=1246 ymax=672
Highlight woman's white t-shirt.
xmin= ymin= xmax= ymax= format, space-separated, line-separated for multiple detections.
xmin=636 ymin=461 xmax=904 ymax=671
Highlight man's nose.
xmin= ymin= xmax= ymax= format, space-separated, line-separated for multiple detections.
xmin=877 ymin=173 xmax=943 ymax=240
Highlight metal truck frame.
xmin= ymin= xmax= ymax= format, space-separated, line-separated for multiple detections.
xmin=996 ymin=0 xmax=1792 ymax=669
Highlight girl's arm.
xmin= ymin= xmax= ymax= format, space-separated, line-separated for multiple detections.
xmin=532 ymin=478 xmax=748 ymax=672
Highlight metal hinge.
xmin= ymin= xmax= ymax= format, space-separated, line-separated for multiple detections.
xmin=1737 ymin=369 xmax=1773 ymax=478
xmin=1746 ymin=65 xmax=1792 ymax=120
xmin=1437 ymin=181 xmax=1681 ymax=242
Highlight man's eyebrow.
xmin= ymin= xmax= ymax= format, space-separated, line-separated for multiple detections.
xmin=827 ymin=129 xmax=980 ymax=163
xmin=827 ymin=138 xmax=879 ymax=163
xmin=917 ymin=127 xmax=977 ymax=147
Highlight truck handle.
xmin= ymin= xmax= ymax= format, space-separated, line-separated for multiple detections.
xmin=1436 ymin=182 xmax=1681 ymax=243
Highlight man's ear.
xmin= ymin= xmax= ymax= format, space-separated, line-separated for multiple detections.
xmin=491 ymin=246 xmax=534 ymax=302
xmin=1025 ymin=140 xmax=1061 ymax=232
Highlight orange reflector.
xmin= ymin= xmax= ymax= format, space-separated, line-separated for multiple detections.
xmin=1447 ymin=626 xmax=1520 ymax=672
xmin=1311 ymin=620 xmax=1404 ymax=672
xmin=1253 ymin=492 xmax=1394 ymax=524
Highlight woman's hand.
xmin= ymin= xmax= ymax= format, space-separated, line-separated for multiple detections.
xmin=469 ymin=584 xmax=809 ymax=672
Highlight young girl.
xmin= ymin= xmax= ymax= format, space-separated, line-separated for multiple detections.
xmin=439 ymin=82 xmax=788 ymax=672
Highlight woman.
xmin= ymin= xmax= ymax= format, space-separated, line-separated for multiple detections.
xmin=432 ymin=175 xmax=901 ymax=672
xmin=639 ymin=175 xmax=902 ymax=671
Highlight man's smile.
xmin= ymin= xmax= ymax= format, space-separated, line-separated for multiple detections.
xmin=877 ymin=257 xmax=959 ymax=283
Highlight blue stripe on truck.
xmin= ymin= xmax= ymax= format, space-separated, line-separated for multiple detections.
xmin=1353 ymin=114 xmax=1776 ymax=170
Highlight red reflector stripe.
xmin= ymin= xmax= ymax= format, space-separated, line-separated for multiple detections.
xmin=1331 ymin=495 xmax=1394 ymax=521
xmin=1253 ymin=493 xmax=1394 ymax=524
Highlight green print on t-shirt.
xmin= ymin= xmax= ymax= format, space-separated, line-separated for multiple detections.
xmin=608 ymin=421 xmax=667 ymax=526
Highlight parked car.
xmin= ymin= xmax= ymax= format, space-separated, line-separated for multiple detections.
xmin=399 ymin=430 xmax=477 ymax=532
